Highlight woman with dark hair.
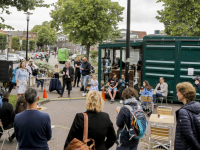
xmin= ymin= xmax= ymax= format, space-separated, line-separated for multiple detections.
xmin=175 ymin=82 xmax=200 ymax=150
xmin=54 ymin=64 xmax=60 ymax=79
xmin=107 ymin=73 xmax=118 ymax=104
xmin=8 ymin=96 xmax=26 ymax=142
xmin=116 ymin=88 xmax=140 ymax=150
xmin=139 ymin=81 xmax=153 ymax=108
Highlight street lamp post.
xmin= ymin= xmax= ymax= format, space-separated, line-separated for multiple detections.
xmin=24 ymin=12 xmax=33 ymax=61
xmin=7 ymin=34 xmax=10 ymax=60
xmin=125 ymin=0 xmax=131 ymax=86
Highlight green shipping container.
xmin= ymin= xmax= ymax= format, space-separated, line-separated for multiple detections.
xmin=57 ymin=48 xmax=69 ymax=64
xmin=143 ymin=36 xmax=200 ymax=102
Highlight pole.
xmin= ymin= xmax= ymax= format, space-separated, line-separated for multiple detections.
xmin=125 ymin=0 xmax=131 ymax=86
xmin=26 ymin=19 xmax=29 ymax=61
xmin=7 ymin=34 xmax=9 ymax=60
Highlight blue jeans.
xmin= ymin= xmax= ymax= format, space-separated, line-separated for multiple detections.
xmin=36 ymin=80 xmax=44 ymax=88
xmin=116 ymin=145 xmax=138 ymax=150
xmin=153 ymin=92 xmax=163 ymax=104
xmin=83 ymin=75 xmax=89 ymax=93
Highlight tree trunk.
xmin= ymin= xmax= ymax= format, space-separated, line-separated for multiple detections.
xmin=86 ymin=44 xmax=90 ymax=61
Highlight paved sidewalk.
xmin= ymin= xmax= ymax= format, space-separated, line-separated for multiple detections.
xmin=4 ymin=87 xmax=181 ymax=150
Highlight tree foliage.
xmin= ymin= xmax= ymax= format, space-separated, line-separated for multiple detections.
xmin=156 ymin=0 xmax=200 ymax=36
xmin=11 ymin=36 xmax=20 ymax=50
xmin=31 ymin=21 xmax=57 ymax=48
xmin=29 ymin=39 xmax=36 ymax=51
xmin=50 ymin=0 xmax=124 ymax=59
xmin=22 ymin=39 xmax=27 ymax=51
xmin=0 ymin=0 xmax=51 ymax=30
xmin=0 ymin=33 xmax=7 ymax=50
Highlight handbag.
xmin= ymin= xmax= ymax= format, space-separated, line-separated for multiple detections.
xmin=65 ymin=113 xmax=95 ymax=150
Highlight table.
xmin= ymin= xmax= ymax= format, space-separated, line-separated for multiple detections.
xmin=149 ymin=114 xmax=174 ymax=149
xmin=149 ymin=114 xmax=174 ymax=124
xmin=37 ymin=77 xmax=52 ymax=89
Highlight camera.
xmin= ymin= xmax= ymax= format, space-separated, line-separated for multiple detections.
xmin=192 ymin=75 xmax=200 ymax=81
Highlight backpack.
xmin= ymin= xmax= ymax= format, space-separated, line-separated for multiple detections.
xmin=31 ymin=68 xmax=38 ymax=76
xmin=65 ymin=113 xmax=95 ymax=150
xmin=125 ymin=105 xmax=147 ymax=139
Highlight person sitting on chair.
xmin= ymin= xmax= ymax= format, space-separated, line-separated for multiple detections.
xmin=139 ymin=80 xmax=153 ymax=112
xmin=153 ymin=77 xmax=168 ymax=105
xmin=118 ymin=74 xmax=126 ymax=104
xmin=89 ymin=74 xmax=99 ymax=91
xmin=107 ymin=73 xmax=118 ymax=104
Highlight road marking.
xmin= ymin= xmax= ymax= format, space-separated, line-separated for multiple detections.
xmin=50 ymin=97 xmax=86 ymax=100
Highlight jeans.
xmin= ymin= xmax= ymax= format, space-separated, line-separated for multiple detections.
xmin=9 ymin=82 xmax=16 ymax=93
xmin=153 ymin=92 xmax=163 ymax=104
xmin=83 ymin=75 xmax=89 ymax=93
xmin=36 ymin=80 xmax=44 ymax=88
xmin=116 ymin=145 xmax=138 ymax=150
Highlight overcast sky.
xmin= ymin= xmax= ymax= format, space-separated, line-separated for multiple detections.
xmin=3 ymin=0 xmax=164 ymax=34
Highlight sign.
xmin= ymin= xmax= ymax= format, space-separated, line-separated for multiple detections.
xmin=188 ymin=68 xmax=194 ymax=76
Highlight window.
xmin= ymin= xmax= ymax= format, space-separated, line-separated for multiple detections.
xmin=28 ymin=35 xmax=31 ymax=38
xmin=33 ymin=35 xmax=36 ymax=38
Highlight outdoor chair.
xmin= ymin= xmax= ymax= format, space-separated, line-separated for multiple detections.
xmin=148 ymin=124 xmax=172 ymax=150
xmin=141 ymin=96 xmax=154 ymax=116
xmin=157 ymin=106 xmax=173 ymax=116
xmin=0 ymin=119 xmax=14 ymax=150
xmin=157 ymin=96 xmax=167 ymax=106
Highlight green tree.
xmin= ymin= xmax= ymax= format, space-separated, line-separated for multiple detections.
xmin=0 ymin=0 xmax=50 ymax=29
xmin=50 ymin=0 xmax=124 ymax=59
xmin=156 ymin=0 xmax=200 ymax=36
xmin=22 ymin=39 xmax=27 ymax=51
xmin=0 ymin=33 xmax=7 ymax=50
xmin=29 ymin=39 xmax=36 ymax=51
xmin=11 ymin=36 xmax=20 ymax=50
xmin=31 ymin=21 xmax=57 ymax=49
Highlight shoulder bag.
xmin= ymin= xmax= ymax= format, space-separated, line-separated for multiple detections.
xmin=65 ymin=113 xmax=95 ymax=150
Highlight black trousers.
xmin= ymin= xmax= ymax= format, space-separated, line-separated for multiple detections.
xmin=119 ymin=86 xmax=126 ymax=100
xmin=9 ymin=82 xmax=16 ymax=93
xmin=74 ymin=70 xmax=81 ymax=86
xmin=61 ymin=78 xmax=72 ymax=96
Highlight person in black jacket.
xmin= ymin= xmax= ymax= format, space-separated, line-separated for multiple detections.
xmin=64 ymin=91 xmax=116 ymax=150
xmin=73 ymin=57 xmax=82 ymax=87
xmin=58 ymin=62 xmax=74 ymax=98
xmin=116 ymin=88 xmax=140 ymax=150
xmin=195 ymin=80 xmax=200 ymax=92
xmin=175 ymin=82 xmax=200 ymax=150
xmin=81 ymin=57 xmax=91 ymax=96
xmin=0 ymin=92 xmax=14 ymax=138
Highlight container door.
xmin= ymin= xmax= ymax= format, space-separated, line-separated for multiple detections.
xmin=177 ymin=41 xmax=200 ymax=100
xmin=143 ymin=41 xmax=178 ymax=101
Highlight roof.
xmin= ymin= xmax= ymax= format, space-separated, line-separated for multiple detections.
xmin=132 ymin=31 xmax=147 ymax=38
xmin=5 ymin=31 xmax=37 ymax=36
xmin=0 ymin=29 xmax=7 ymax=34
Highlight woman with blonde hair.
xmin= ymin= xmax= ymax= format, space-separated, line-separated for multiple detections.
xmin=64 ymin=90 xmax=116 ymax=150
xmin=175 ymin=82 xmax=200 ymax=150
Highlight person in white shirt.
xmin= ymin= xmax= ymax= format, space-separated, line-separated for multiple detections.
xmin=26 ymin=59 xmax=38 ymax=87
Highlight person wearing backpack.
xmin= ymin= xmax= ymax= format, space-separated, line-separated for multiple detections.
xmin=116 ymin=87 xmax=147 ymax=150
xmin=175 ymin=82 xmax=200 ymax=150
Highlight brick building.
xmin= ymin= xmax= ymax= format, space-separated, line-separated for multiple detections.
xmin=6 ymin=31 xmax=37 ymax=50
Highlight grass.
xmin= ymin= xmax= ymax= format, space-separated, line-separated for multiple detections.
xmin=10 ymin=95 xmax=44 ymax=108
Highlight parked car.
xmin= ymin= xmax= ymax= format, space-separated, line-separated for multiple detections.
xmin=0 ymin=55 xmax=7 ymax=60
xmin=8 ymin=54 xmax=19 ymax=63
xmin=30 ymin=53 xmax=36 ymax=59
xmin=15 ymin=54 xmax=24 ymax=62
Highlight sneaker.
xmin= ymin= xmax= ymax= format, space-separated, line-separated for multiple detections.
xmin=8 ymin=137 xmax=12 ymax=142
xmin=110 ymin=99 xmax=114 ymax=104
xmin=119 ymin=100 xmax=123 ymax=104
xmin=82 ymin=93 xmax=86 ymax=97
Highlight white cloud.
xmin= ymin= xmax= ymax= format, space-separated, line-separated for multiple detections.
xmin=3 ymin=0 xmax=164 ymax=34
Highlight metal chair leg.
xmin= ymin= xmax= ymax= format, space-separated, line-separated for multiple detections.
xmin=1 ymin=133 xmax=7 ymax=150
xmin=148 ymin=137 xmax=151 ymax=150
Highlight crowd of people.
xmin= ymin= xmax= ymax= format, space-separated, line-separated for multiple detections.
xmin=1 ymin=54 xmax=200 ymax=150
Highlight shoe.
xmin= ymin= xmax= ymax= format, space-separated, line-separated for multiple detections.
xmin=73 ymin=85 xmax=75 ymax=87
xmin=68 ymin=95 xmax=70 ymax=98
xmin=58 ymin=95 xmax=62 ymax=98
xmin=110 ymin=99 xmax=114 ymax=104
xmin=77 ymin=85 xmax=79 ymax=87
xmin=119 ymin=100 xmax=123 ymax=104
xmin=82 ymin=93 xmax=86 ymax=97
xmin=8 ymin=137 xmax=12 ymax=142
